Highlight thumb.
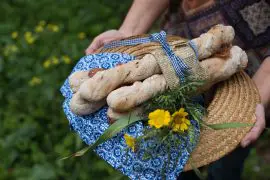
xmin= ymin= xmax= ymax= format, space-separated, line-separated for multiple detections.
xmin=85 ymin=37 xmax=104 ymax=55
xmin=241 ymin=104 xmax=265 ymax=148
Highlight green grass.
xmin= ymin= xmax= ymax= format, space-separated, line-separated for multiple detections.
xmin=0 ymin=0 xmax=131 ymax=179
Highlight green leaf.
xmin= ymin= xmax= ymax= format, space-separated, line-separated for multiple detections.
xmin=186 ymin=148 xmax=206 ymax=180
xmin=188 ymin=125 xmax=195 ymax=143
xmin=60 ymin=114 xmax=144 ymax=160
xmin=59 ymin=146 xmax=91 ymax=160
xmin=203 ymin=122 xmax=254 ymax=130
xmin=142 ymin=152 xmax=152 ymax=160
xmin=189 ymin=157 xmax=205 ymax=180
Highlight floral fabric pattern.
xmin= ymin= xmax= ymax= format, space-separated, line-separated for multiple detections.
xmin=60 ymin=53 xmax=200 ymax=179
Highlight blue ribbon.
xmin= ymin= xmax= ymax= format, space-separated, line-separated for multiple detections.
xmin=150 ymin=31 xmax=189 ymax=82
xmin=103 ymin=31 xmax=198 ymax=82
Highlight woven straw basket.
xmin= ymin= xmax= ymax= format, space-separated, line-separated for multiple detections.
xmin=97 ymin=35 xmax=260 ymax=171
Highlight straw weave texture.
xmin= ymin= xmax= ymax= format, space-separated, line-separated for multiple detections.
xmin=98 ymin=35 xmax=260 ymax=170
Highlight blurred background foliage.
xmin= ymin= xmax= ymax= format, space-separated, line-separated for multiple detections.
xmin=0 ymin=0 xmax=269 ymax=179
xmin=0 ymin=0 xmax=132 ymax=179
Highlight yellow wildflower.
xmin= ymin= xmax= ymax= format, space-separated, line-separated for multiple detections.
xmin=35 ymin=25 xmax=44 ymax=33
xmin=78 ymin=32 xmax=86 ymax=40
xmin=10 ymin=45 xmax=18 ymax=52
xmin=43 ymin=59 xmax=51 ymax=68
xmin=11 ymin=31 xmax=18 ymax=39
xmin=4 ymin=44 xmax=19 ymax=56
xmin=29 ymin=77 xmax=42 ymax=86
xmin=171 ymin=108 xmax=190 ymax=132
xmin=62 ymin=55 xmax=71 ymax=64
xmin=52 ymin=25 xmax=59 ymax=32
xmin=148 ymin=109 xmax=171 ymax=129
xmin=24 ymin=31 xmax=35 ymax=44
xmin=52 ymin=56 xmax=59 ymax=65
xmin=39 ymin=20 xmax=46 ymax=26
xmin=124 ymin=134 xmax=136 ymax=152
xmin=47 ymin=24 xmax=59 ymax=32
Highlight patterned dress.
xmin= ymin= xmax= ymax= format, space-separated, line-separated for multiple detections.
xmin=162 ymin=0 xmax=270 ymax=122
xmin=162 ymin=0 xmax=270 ymax=77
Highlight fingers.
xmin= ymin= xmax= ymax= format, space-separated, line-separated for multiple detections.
xmin=241 ymin=104 xmax=266 ymax=148
xmin=85 ymin=30 xmax=127 ymax=55
xmin=85 ymin=35 xmax=104 ymax=55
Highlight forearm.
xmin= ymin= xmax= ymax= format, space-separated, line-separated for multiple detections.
xmin=252 ymin=57 xmax=270 ymax=108
xmin=119 ymin=0 xmax=169 ymax=36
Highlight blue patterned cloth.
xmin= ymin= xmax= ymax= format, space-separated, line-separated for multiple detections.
xmin=60 ymin=52 xmax=200 ymax=179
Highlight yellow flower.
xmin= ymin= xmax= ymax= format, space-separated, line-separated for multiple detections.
xmin=124 ymin=134 xmax=136 ymax=152
xmin=62 ymin=55 xmax=71 ymax=64
xmin=11 ymin=31 xmax=18 ymax=39
xmin=47 ymin=24 xmax=59 ymax=32
xmin=148 ymin=109 xmax=171 ymax=129
xmin=43 ymin=59 xmax=51 ymax=68
xmin=39 ymin=20 xmax=46 ymax=26
xmin=29 ymin=77 xmax=42 ymax=86
xmin=171 ymin=108 xmax=190 ymax=132
xmin=52 ymin=56 xmax=59 ymax=65
xmin=4 ymin=44 xmax=19 ymax=56
xmin=78 ymin=32 xmax=86 ymax=40
xmin=52 ymin=26 xmax=59 ymax=32
xmin=24 ymin=31 xmax=35 ymax=44
xmin=35 ymin=25 xmax=44 ymax=33
xmin=10 ymin=45 xmax=18 ymax=52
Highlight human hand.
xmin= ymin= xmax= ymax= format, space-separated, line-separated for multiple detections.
xmin=241 ymin=104 xmax=266 ymax=148
xmin=85 ymin=30 xmax=128 ymax=55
